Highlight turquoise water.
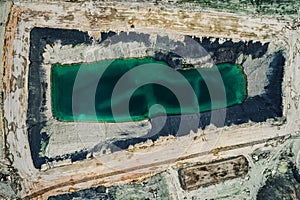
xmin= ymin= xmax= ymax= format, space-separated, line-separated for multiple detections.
xmin=51 ymin=57 xmax=246 ymax=122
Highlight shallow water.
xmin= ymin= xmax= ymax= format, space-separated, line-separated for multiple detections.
xmin=51 ymin=57 xmax=246 ymax=122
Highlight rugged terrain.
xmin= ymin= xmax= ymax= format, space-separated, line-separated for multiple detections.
xmin=0 ymin=0 xmax=299 ymax=199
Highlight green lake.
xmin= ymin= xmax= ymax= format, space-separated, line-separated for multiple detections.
xmin=51 ymin=57 xmax=246 ymax=122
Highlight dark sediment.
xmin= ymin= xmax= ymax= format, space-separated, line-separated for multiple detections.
xmin=27 ymin=28 xmax=92 ymax=168
xmin=257 ymin=159 xmax=300 ymax=200
xmin=47 ymin=185 xmax=111 ymax=200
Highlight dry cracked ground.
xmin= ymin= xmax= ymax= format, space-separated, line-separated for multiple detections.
xmin=0 ymin=0 xmax=300 ymax=199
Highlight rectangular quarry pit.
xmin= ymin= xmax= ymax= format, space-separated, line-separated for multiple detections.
xmin=1 ymin=1 xmax=299 ymax=198
xmin=27 ymin=27 xmax=284 ymax=169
